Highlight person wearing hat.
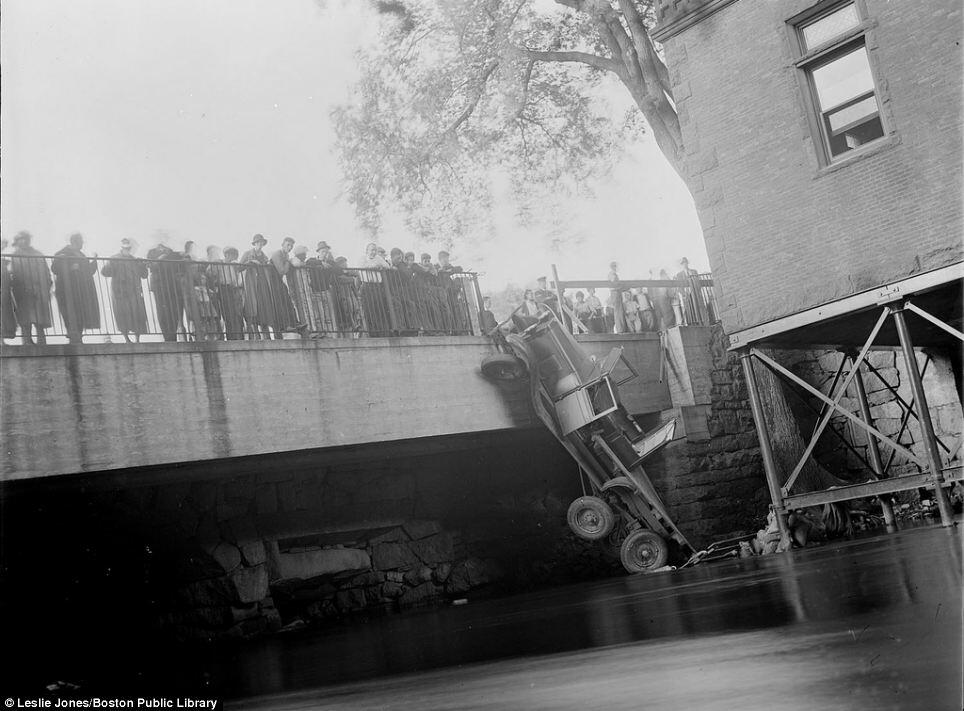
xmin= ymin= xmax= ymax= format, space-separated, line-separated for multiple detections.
xmin=268 ymin=237 xmax=304 ymax=338
xmin=102 ymin=238 xmax=148 ymax=343
xmin=240 ymin=234 xmax=274 ymax=339
xmin=52 ymin=232 xmax=100 ymax=344
xmin=315 ymin=241 xmax=336 ymax=268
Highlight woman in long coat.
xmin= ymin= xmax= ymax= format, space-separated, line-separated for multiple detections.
xmin=101 ymin=238 xmax=148 ymax=342
xmin=52 ymin=233 xmax=100 ymax=343
xmin=10 ymin=231 xmax=53 ymax=344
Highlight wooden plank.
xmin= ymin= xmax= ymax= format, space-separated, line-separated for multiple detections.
xmin=727 ymin=262 xmax=964 ymax=349
xmin=553 ymin=279 xmax=712 ymax=289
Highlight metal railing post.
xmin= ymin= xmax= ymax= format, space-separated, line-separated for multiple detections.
xmin=892 ymin=304 xmax=954 ymax=527
xmin=849 ymin=351 xmax=897 ymax=527
xmin=740 ymin=350 xmax=790 ymax=540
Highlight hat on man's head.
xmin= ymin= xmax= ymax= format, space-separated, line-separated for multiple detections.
xmin=120 ymin=238 xmax=132 ymax=247
xmin=316 ymin=241 xmax=331 ymax=251
xmin=537 ymin=275 xmax=547 ymax=282
xmin=252 ymin=234 xmax=267 ymax=246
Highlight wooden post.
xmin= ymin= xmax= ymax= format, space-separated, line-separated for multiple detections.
xmin=741 ymin=350 xmax=790 ymax=540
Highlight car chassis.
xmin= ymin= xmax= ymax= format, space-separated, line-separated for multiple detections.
xmin=481 ymin=305 xmax=699 ymax=573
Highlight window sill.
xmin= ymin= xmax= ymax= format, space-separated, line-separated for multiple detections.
xmin=813 ymin=132 xmax=900 ymax=178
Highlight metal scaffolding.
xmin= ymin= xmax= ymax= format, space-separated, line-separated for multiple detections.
xmin=732 ymin=266 xmax=963 ymax=532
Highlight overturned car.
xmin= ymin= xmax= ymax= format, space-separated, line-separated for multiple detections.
xmin=480 ymin=306 xmax=697 ymax=573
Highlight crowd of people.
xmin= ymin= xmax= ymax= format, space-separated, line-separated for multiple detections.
xmin=514 ymin=258 xmax=714 ymax=335
xmin=0 ymin=231 xmax=475 ymax=344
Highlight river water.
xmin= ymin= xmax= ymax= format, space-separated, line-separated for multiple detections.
xmin=214 ymin=523 xmax=961 ymax=710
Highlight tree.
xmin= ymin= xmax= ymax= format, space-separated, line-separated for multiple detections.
xmin=336 ymin=0 xmax=843 ymax=495
xmin=333 ymin=0 xmax=677 ymax=243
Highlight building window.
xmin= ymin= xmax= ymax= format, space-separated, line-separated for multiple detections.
xmin=792 ymin=2 xmax=886 ymax=162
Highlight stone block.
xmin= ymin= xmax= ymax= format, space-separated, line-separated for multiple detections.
xmin=872 ymin=400 xmax=905 ymax=420
xmin=403 ymin=520 xmax=443 ymax=540
xmin=240 ymin=541 xmax=267 ymax=567
xmin=277 ymin=548 xmax=371 ymax=581
xmin=867 ymin=389 xmax=896 ymax=407
xmin=230 ymin=564 xmax=269 ymax=604
xmin=399 ymin=581 xmax=440 ymax=607
xmin=347 ymin=570 xmax=385 ymax=587
xmin=372 ymin=541 xmax=421 ymax=570
xmin=935 ymin=405 xmax=964 ymax=438
xmin=381 ymin=581 xmax=405 ymax=599
xmin=866 ymin=351 xmax=896 ymax=370
xmin=817 ymin=351 xmax=843 ymax=372
xmin=206 ymin=542 xmax=241 ymax=573
xmin=403 ymin=566 xmax=434 ymax=586
xmin=411 ymin=533 xmax=455 ymax=565
xmin=446 ymin=557 xmax=500 ymax=594
xmin=433 ymin=562 xmax=452 ymax=584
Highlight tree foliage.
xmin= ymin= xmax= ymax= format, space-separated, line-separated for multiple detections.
xmin=333 ymin=0 xmax=680 ymax=244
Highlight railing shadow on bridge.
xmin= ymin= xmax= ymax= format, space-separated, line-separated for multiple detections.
xmin=548 ymin=267 xmax=720 ymax=335
xmin=0 ymin=253 xmax=485 ymax=345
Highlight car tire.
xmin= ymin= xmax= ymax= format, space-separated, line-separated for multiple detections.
xmin=566 ymin=496 xmax=615 ymax=541
xmin=480 ymin=354 xmax=526 ymax=380
xmin=619 ymin=530 xmax=669 ymax=573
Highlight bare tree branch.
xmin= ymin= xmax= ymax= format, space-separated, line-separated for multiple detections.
xmin=522 ymin=49 xmax=618 ymax=73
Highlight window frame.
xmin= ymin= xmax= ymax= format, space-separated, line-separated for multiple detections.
xmin=787 ymin=0 xmax=890 ymax=167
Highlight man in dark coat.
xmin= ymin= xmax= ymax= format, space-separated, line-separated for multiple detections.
xmin=147 ymin=242 xmax=186 ymax=342
xmin=52 ymin=233 xmax=100 ymax=343
xmin=102 ymin=238 xmax=148 ymax=342
xmin=10 ymin=231 xmax=53 ymax=344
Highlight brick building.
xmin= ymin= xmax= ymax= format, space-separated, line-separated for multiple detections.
xmin=653 ymin=0 xmax=963 ymax=532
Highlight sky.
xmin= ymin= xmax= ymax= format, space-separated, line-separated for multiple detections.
xmin=0 ymin=0 xmax=708 ymax=291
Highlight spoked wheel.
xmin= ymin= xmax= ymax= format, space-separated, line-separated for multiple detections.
xmin=566 ymin=496 xmax=615 ymax=541
xmin=480 ymin=354 xmax=527 ymax=381
xmin=619 ymin=530 xmax=669 ymax=573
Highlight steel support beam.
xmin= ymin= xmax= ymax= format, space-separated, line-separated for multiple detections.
xmin=892 ymin=305 xmax=954 ymax=526
xmin=785 ymin=468 xmax=964 ymax=510
xmin=740 ymin=350 xmax=789 ymax=540
xmin=905 ymin=301 xmax=964 ymax=342
xmin=850 ymin=353 xmax=897 ymax=526
xmin=750 ymin=348 xmax=925 ymax=469
xmin=780 ymin=308 xmax=890 ymax=495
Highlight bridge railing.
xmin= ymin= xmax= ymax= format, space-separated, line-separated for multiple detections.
xmin=550 ymin=273 xmax=719 ymax=333
xmin=0 ymin=253 xmax=484 ymax=344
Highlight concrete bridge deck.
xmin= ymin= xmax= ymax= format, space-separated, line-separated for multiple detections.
xmin=1 ymin=333 xmax=673 ymax=480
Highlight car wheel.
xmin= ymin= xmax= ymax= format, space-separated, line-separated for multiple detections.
xmin=619 ymin=530 xmax=669 ymax=573
xmin=481 ymin=354 xmax=526 ymax=380
xmin=566 ymin=496 xmax=615 ymax=541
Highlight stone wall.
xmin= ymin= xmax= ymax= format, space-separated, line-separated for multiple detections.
xmin=646 ymin=325 xmax=768 ymax=543
xmin=778 ymin=347 xmax=963 ymax=480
